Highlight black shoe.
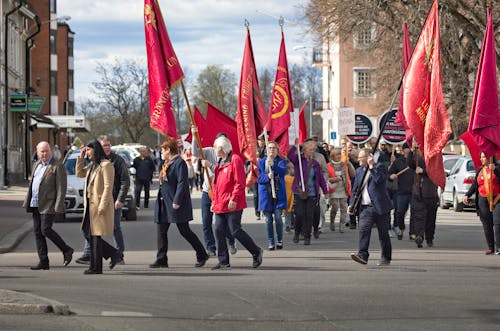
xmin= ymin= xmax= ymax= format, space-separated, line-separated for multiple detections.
xmin=63 ymin=248 xmax=74 ymax=266
xmin=313 ymin=230 xmax=320 ymax=239
xmin=109 ymin=253 xmax=123 ymax=270
xmin=83 ymin=269 xmax=102 ymax=275
xmin=304 ymin=237 xmax=311 ymax=245
xmin=350 ymin=223 xmax=357 ymax=230
xmin=276 ymin=241 xmax=283 ymax=250
xmin=350 ymin=253 xmax=368 ymax=265
xmin=293 ymin=233 xmax=299 ymax=243
xmin=149 ymin=260 xmax=168 ymax=268
xmin=415 ymin=235 xmax=424 ymax=248
xmin=426 ymin=240 xmax=434 ymax=247
xmin=144 ymin=204 xmax=149 ymax=209
xmin=252 ymin=248 xmax=263 ymax=268
xmin=377 ymin=259 xmax=390 ymax=266
xmin=268 ymin=245 xmax=275 ymax=251
xmin=195 ymin=255 xmax=209 ymax=268
xmin=75 ymin=255 xmax=90 ymax=265
xmin=211 ymin=263 xmax=231 ymax=270
xmin=30 ymin=263 xmax=49 ymax=270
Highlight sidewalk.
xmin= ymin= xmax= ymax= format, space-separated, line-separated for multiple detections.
xmin=0 ymin=186 xmax=32 ymax=254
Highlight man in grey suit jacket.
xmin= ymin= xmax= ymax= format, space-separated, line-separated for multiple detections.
xmin=23 ymin=141 xmax=73 ymax=270
xmin=348 ymin=148 xmax=393 ymax=266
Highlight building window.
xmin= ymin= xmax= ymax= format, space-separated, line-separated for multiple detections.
xmin=68 ymin=37 xmax=74 ymax=57
xmin=50 ymin=31 xmax=57 ymax=54
xmin=68 ymin=71 xmax=74 ymax=89
xmin=50 ymin=71 xmax=57 ymax=95
xmin=50 ymin=0 xmax=57 ymax=13
xmin=354 ymin=24 xmax=376 ymax=49
xmin=353 ymin=68 xmax=376 ymax=98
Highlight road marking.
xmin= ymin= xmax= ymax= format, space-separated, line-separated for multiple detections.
xmin=101 ymin=311 xmax=152 ymax=317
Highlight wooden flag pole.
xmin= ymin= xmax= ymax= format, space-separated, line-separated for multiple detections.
xmin=180 ymin=80 xmax=213 ymax=192
xmin=263 ymin=127 xmax=276 ymax=199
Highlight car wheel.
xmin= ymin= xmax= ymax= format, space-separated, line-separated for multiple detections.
xmin=453 ymin=191 xmax=463 ymax=212
xmin=439 ymin=192 xmax=449 ymax=209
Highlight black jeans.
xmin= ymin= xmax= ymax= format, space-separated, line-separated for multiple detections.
xmin=135 ymin=178 xmax=151 ymax=208
xmin=477 ymin=196 xmax=500 ymax=251
xmin=82 ymin=211 xmax=118 ymax=273
xmin=294 ymin=195 xmax=316 ymax=239
xmin=155 ymin=223 xmax=207 ymax=263
xmin=214 ymin=210 xmax=260 ymax=265
xmin=32 ymin=209 xmax=71 ymax=264
xmin=411 ymin=195 xmax=438 ymax=241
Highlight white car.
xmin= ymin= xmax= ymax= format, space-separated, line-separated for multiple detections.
xmin=62 ymin=148 xmax=137 ymax=221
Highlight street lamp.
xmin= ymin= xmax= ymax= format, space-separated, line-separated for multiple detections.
xmin=23 ymin=15 xmax=71 ymax=180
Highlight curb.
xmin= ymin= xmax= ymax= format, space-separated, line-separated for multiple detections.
xmin=0 ymin=221 xmax=32 ymax=254
xmin=0 ymin=289 xmax=70 ymax=315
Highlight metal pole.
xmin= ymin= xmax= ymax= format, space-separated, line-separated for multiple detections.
xmin=2 ymin=2 xmax=24 ymax=188
xmin=24 ymin=17 xmax=41 ymax=180
xmin=309 ymin=95 xmax=312 ymax=136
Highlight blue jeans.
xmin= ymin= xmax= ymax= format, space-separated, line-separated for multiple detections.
xmin=201 ymin=191 xmax=234 ymax=253
xmin=263 ymin=209 xmax=283 ymax=246
xmin=215 ymin=210 xmax=260 ymax=265
xmin=357 ymin=205 xmax=392 ymax=262
xmin=394 ymin=192 xmax=411 ymax=230
xmin=83 ymin=207 xmax=125 ymax=256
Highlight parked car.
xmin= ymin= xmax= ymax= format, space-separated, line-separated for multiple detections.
xmin=62 ymin=147 xmax=137 ymax=221
xmin=439 ymin=156 xmax=476 ymax=212
xmin=438 ymin=154 xmax=462 ymax=208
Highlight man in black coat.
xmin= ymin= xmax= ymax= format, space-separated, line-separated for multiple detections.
xmin=348 ymin=148 xmax=393 ymax=266
xmin=132 ymin=147 xmax=155 ymax=209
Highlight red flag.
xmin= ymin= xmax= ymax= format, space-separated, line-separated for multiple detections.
xmin=395 ymin=22 xmax=413 ymax=146
xmin=402 ymin=0 xmax=451 ymax=189
xmin=235 ymin=28 xmax=267 ymax=186
xmin=298 ymin=101 xmax=308 ymax=144
xmin=144 ymin=0 xmax=184 ymax=138
xmin=184 ymin=106 xmax=205 ymax=145
xmin=460 ymin=131 xmax=482 ymax=169
xmin=206 ymin=103 xmax=240 ymax=155
xmin=267 ymin=31 xmax=293 ymax=157
xmin=466 ymin=8 xmax=500 ymax=158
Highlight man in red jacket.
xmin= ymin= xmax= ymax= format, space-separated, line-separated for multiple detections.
xmin=211 ymin=136 xmax=263 ymax=270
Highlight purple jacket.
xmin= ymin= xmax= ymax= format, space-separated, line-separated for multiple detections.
xmin=287 ymin=146 xmax=328 ymax=196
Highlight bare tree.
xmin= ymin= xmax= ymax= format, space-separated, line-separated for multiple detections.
xmin=302 ymin=0 xmax=500 ymax=138
xmin=258 ymin=66 xmax=274 ymax=112
xmin=90 ymin=59 xmax=150 ymax=142
xmin=191 ymin=65 xmax=237 ymax=117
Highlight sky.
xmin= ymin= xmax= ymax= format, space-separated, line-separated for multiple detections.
xmin=57 ymin=0 xmax=316 ymax=102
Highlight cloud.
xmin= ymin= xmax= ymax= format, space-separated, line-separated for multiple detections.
xmin=58 ymin=0 xmax=315 ymax=100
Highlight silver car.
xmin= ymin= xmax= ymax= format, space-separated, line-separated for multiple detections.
xmin=440 ymin=156 xmax=476 ymax=212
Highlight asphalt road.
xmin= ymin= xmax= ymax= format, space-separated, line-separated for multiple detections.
xmin=1 ymin=192 xmax=499 ymax=331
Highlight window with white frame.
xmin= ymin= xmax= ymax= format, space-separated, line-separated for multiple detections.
xmin=354 ymin=23 xmax=376 ymax=49
xmin=353 ymin=68 xmax=376 ymax=98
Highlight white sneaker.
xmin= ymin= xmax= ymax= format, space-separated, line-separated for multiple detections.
xmin=388 ymin=229 xmax=395 ymax=238
xmin=229 ymin=244 xmax=237 ymax=255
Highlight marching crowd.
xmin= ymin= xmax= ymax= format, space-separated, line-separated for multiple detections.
xmin=24 ymin=129 xmax=500 ymax=274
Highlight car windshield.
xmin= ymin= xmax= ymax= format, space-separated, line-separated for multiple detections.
xmin=466 ymin=160 xmax=475 ymax=172
xmin=64 ymin=156 xmax=87 ymax=175
xmin=65 ymin=158 xmax=76 ymax=175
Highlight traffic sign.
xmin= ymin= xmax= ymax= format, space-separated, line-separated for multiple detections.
xmin=9 ymin=94 xmax=27 ymax=112
xmin=379 ymin=108 xmax=406 ymax=144
xmin=346 ymin=114 xmax=373 ymax=144
xmin=27 ymin=97 xmax=45 ymax=113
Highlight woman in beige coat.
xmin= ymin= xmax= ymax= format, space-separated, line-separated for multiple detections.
xmin=76 ymin=140 xmax=120 ymax=274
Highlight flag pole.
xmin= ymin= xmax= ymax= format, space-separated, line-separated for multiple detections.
xmin=263 ymin=127 xmax=276 ymax=199
xmin=179 ymin=80 xmax=213 ymax=191
xmin=291 ymin=101 xmax=306 ymax=192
